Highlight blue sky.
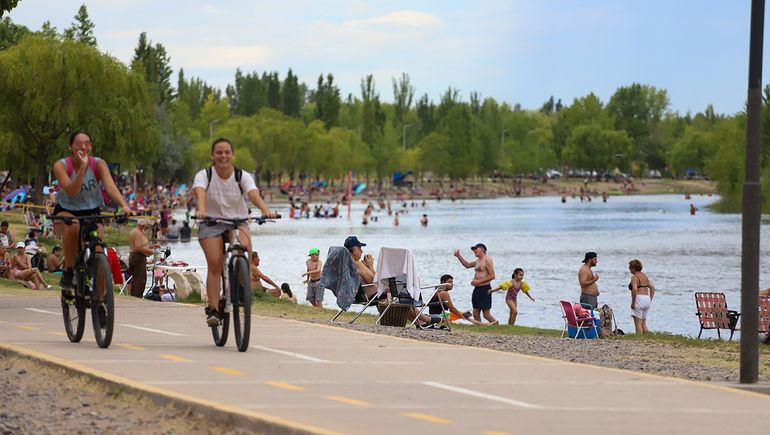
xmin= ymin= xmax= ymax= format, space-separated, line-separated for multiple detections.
xmin=5 ymin=0 xmax=766 ymax=114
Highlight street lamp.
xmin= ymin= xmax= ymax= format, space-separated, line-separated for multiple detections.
xmin=209 ymin=118 xmax=222 ymax=140
xmin=402 ymin=124 xmax=414 ymax=150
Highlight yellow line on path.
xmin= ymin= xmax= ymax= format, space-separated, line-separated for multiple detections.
xmin=118 ymin=344 xmax=147 ymax=351
xmin=324 ymin=396 xmax=371 ymax=407
xmin=48 ymin=331 xmax=67 ymax=337
xmin=15 ymin=325 xmax=38 ymax=331
xmin=159 ymin=354 xmax=192 ymax=363
xmin=401 ymin=412 xmax=453 ymax=424
xmin=210 ymin=366 xmax=243 ymax=376
xmin=265 ymin=381 xmax=305 ymax=391
xmin=483 ymin=432 xmax=515 ymax=435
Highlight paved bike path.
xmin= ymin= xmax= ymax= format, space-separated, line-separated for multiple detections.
xmin=1 ymin=292 xmax=769 ymax=435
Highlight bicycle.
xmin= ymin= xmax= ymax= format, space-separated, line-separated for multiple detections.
xmin=48 ymin=214 xmax=125 ymax=348
xmin=193 ymin=214 xmax=278 ymax=352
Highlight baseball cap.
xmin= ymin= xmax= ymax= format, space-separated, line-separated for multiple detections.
xmin=582 ymin=252 xmax=597 ymax=263
xmin=470 ymin=243 xmax=487 ymax=252
xmin=15 ymin=242 xmax=25 ymax=249
xmin=137 ymin=219 xmax=149 ymax=227
xmin=308 ymin=248 xmax=320 ymax=256
xmin=344 ymin=235 xmax=366 ymax=250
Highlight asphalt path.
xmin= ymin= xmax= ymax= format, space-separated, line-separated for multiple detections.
xmin=1 ymin=292 xmax=769 ymax=435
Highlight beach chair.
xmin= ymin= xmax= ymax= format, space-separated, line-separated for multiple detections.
xmin=560 ymin=300 xmax=598 ymax=339
xmin=694 ymin=292 xmax=739 ymax=340
xmin=322 ymin=246 xmax=381 ymax=323
xmin=373 ymin=247 xmax=445 ymax=329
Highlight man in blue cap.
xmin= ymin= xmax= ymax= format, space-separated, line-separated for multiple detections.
xmin=454 ymin=243 xmax=499 ymax=325
xmin=345 ymin=235 xmax=376 ymax=300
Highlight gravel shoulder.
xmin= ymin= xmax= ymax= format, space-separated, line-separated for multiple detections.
xmin=0 ymin=353 xmax=243 ymax=435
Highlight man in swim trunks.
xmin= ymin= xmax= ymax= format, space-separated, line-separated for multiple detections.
xmin=578 ymin=252 xmax=600 ymax=308
xmin=454 ymin=243 xmax=498 ymax=325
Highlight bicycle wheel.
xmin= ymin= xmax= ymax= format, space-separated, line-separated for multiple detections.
xmin=61 ymin=266 xmax=86 ymax=342
xmin=90 ymin=253 xmax=115 ymax=348
xmin=230 ymin=256 xmax=251 ymax=352
xmin=211 ymin=274 xmax=230 ymax=347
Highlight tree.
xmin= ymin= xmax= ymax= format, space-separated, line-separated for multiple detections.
xmin=265 ymin=71 xmax=281 ymax=110
xmin=607 ymin=83 xmax=670 ymax=169
xmin=391 ymin=73 xmax=414 ymax=128
xmin=0 ymin=35 xmax=160 ymax=202
xmin=0 ymin=16 xmax=28 ymax=50
xmin=416 ymin=94 xmax=435 ymax=138
xmin=281 ymin=68 xmax=302 ymax=118
xmin=132 ymin=32 xmax=174 ymax=105
xmin=0 ymin=0 xmax=19 ymax=18
xmin=314 ymin=73 xmax=340 ymax=129
xmin=63 ymin=4 xmax=97 ymax=47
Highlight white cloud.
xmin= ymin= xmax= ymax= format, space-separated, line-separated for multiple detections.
xmin=344 ymin=10 xmax=443 ymax=28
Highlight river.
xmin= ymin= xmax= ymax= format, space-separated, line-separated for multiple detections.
xmin=148 ymin=193 xmax=769 ymax=337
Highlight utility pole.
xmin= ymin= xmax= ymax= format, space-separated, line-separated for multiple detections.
xmin=209 ymin=118 xmax=222 ymax=140
xmin=740 ymin=0 xmax=764 ymax=384
xmin=402 ymin=124 xmax=414 ymax=150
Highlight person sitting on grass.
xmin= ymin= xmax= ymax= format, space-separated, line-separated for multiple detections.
xmin=489 ymin=268 xmax=536 ymax=326
xmin=280 ymin=283 xmax=297 ymax=303
xmin=250 ymin=251 xmax=280 ymax=297
xmin=10 ymin=242 xmax=51 ymax=289
xmin=428 ymin=274 xmax=483 ymax=325
xmin=0 ymin=244 xmax=11 ymax=279
xmin=46 ymin=246 xmax=64 ymax=273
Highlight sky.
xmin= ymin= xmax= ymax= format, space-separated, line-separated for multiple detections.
xmin=5 ymin=0 xmax=768 ymax=115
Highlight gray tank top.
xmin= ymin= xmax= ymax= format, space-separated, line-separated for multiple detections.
xmin=56 ymin=157 xmax=105 ymax=211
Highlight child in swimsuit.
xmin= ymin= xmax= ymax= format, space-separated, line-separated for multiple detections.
xmin=489 ymin=268 xmax=536 ymax=325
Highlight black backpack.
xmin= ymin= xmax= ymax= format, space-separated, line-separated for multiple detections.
xmin=205 ymin=166 xmax=244 ymax=195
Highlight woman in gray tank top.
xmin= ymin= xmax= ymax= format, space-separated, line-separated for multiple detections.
xmin=51 ymin=130 xmax=132 ymax=292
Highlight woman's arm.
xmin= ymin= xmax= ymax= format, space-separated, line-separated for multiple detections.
xmin=631 ymin=276 xmax=638 ymax=308
xmin=649 ymin=280 xmax=655 ymax=301
xmin=53 ymin=158 xmax=87 ymax=197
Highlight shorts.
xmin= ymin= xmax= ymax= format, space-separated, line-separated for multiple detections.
xmin=471 ymin=285 xmax=492 ymax=310
xmin=306 ymin=280 xmax=324 ymax=302
xmin=580 ymin=293 xmax=598 ymax=309
xmin=53 ymin=204 xmax=102 ymax=217
xmin=632 ymin=294 xmax=651 ymax=319
xmin=197 ymin=222 xmax=247 ymax=240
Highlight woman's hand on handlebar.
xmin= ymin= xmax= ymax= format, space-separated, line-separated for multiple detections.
xmin=262 ymin=210 xmax=281 ymax=220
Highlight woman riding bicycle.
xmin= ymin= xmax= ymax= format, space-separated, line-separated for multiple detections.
xmin=52 ymin=130 xmax=132 ymax=294
xmin=193 ymin=137 xmax=278 ymax=327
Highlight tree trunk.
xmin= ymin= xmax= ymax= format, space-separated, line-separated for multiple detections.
xmin=33 ymin=141 xmax=51 ymax=205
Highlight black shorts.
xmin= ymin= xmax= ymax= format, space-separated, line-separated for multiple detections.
xmin=53 ymin=204 xmax=102 ymax=217
xmin=471 ymin=285 xmax=492 ymax=310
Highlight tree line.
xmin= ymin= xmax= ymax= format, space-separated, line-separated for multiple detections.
xmin=0 ymin=4 xmax=768 ymax=212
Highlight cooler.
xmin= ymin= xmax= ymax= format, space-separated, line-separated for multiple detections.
xmin=567 ymin=308 xmax=600 ymax=339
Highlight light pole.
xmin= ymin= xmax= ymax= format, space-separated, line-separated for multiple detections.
xmin=209 ymin=118 xmax=222 ymax=140
xmin=402 ymin=124 xmax=414 ymax=150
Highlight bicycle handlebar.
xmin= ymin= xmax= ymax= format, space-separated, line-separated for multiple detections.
xmin=191 ymin=214 xmax=281 ymax=226
xmin=47 ymin=213 xmax=129 ymax=225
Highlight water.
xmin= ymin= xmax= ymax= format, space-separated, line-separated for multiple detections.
xmin=150 ymin=194 xmax=770 ymax=337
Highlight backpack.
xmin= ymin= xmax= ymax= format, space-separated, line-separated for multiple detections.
xmin=64 ymin=156 xmax=110 ymax=205
xmin=598 ymin=304 xmax=616 ymax=338
xmin=205 ymin=166 xmax=244 ymax=195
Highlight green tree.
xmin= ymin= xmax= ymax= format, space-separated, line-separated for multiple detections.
xmin=132 ymin=32 xmax=174 ymax=105
xmin=0 ymin=35 xmax=160 ymax=201
xmin=313 ymin=73 xmax=340 ymax=129
xmin=0 ymin=16 xmax=28 ymax=50
xmin=391 ymin=73 xmax=414 ymax=128
xmin=63 ymin=3 xmax=97 ymax=47
xmin=562 ymin=124 xmax=632 ymax=170
xmin=0 ymin=0 xmax=20 ymax=18
xmin=265 ymin=71 xmax=281 ymax=110
xmin=281 ymin=68 xmax=302 ymax=118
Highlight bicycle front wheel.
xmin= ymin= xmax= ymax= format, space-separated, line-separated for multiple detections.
xmin=61 ymin=268 xmax=85 ymax=342
xmin=90 ymin=253 xmax=115 ymax=348
xmin=211 ymin=274 xmax=230 ymax=347
xmin=230 ymin=256 xmax=251 ymax=352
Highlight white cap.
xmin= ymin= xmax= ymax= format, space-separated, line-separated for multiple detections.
xmin=15 ymin=242 xmax=25 ymax=249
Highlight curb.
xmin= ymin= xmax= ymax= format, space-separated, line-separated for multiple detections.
xmin=0 ymin=342 xmax=342 ymax=435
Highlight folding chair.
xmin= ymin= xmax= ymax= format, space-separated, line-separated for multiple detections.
xmin=372 ymin=247 xmax=446 ymax=329
xmin=560 ymin=300 xmax=598 ymax=339
xmin=321 ymin=246 xmax=381 ymax=323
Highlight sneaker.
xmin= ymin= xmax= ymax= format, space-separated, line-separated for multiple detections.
xmin=59 ymin=269 xmax=75 ymax=291
xmin=205 ymin=307 xmax=221 ymax=327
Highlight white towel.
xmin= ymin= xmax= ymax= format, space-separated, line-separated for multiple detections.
xmin=373 ymin=247 xmax=421 ymax=299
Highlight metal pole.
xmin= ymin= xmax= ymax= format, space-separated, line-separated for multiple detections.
xmin=209 ymin=118 xmax=222 ymax=140
xmin=740 ymin=0 xmax=764 ymax=384
xmin=402 ymin=124 xmax=414 ymax=150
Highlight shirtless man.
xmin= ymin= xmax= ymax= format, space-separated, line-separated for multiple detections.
xmin=454 ymin=243 xmax=498 ymax=324
xmin=302 ymin=248 xmax=324 ymax=307
xmin=128 ymin=219 xmax=159 ymax=298
xmin=578 ymin=252 xmax=600 ymax=308
xmin=250 ymin=251 xmax=280 ymax=297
